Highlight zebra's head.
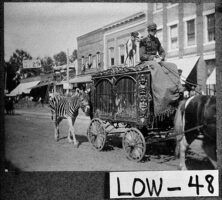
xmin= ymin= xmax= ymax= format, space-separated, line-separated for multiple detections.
xmin=78 ymin=90 xmax=91 ymax=115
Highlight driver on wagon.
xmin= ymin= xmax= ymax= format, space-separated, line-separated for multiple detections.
xmin=139 ymin=22 xmax=165 ymax=63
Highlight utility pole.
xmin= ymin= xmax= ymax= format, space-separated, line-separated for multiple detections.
xmin=66 ymin=48 xmax=70 ymax=95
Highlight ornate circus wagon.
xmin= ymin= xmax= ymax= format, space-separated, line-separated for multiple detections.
xmin=87 ymin=62 xmax=181 ymax=162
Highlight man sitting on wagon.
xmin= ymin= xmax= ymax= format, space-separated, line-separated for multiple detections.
xmin=140 ymin=23 xmax=165 ymax=63
xmin=139 ymin=22 xmax=184 ymax=120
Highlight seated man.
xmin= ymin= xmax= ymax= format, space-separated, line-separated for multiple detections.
xmin=139 ymin=23 xmax=165 ymax=63
xmin=139 ymin=22 xmax=184 ymax=116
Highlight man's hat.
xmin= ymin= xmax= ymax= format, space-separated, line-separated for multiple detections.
xmin=131 ymin=31 xmax=139 ymax=38
xmin=147 ymin=22 xmax=157 ymax=31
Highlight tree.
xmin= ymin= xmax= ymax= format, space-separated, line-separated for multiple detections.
xmin=53 ymin=51 xmax=67 ymax=66
xmin=41 ymin=56 xmax=54 ymax=73
xmin=70 ymin=49 xmax=77 ymax=63
xmin=9 ymin=49 xmax=32 ymax=72
xmin=8 ymin=49 xmax=42 ymax=81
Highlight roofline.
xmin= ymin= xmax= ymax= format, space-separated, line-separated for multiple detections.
xmin=77 ymin=11 xmax=146 ymax=40
xmin=102 ymin=11 xmax=146 ymax=30
xmin=77 ymin=28 xmax=104 ymax=40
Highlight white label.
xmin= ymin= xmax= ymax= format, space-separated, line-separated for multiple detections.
xmin=110 ymin=170 xmax=219 ymax=198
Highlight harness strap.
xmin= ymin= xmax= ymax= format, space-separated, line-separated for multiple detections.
xmin=183 ymin=125 xmax=204 ymax=134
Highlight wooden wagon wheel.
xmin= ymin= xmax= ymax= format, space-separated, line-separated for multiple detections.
xmin=87 ymin=118 xmax=107 ymax=151
xmin=122 ymin=128 xmax=146 ymax=162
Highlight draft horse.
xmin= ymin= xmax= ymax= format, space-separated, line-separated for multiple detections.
xmin=174 ymin=95 xmax=216 ymax=170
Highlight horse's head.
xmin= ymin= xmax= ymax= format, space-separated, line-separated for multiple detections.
xmin=78 ymin=90 xmax=91 ymax=115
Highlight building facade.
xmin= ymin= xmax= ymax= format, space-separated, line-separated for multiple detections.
xmin=77 ymin=3 xmax=215 ymax=94
xmin=147 ymin=2 xmax=215 ymax=94
xmin=77 ymin=28 xmax=104 ymax=76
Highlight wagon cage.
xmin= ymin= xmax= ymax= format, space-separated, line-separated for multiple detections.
xmin=87 ymin=63 xmax=180 ymax=162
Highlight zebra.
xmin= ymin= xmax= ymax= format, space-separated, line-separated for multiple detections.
xmin=48 ymin=91 xmax=90 ymax=147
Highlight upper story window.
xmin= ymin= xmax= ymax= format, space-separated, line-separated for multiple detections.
xmin=206 ymin=13 xmax=215 ymax=42
xmin=154 ymin=3 xmax=163 ymax=12
xmin=96 ymin=52 xmax=101 ymax=68
xmin=109 ymin=47 xmax=115 ymax=66
xmin=91 ymin=55 xmax=96 ymax=69
xmin=81 ymin=56 xmax=85 ymax=72
xmin=88 ymin=54 xmax=92 ymax=64
xmin=186 ymin=19 xmax=196 ymax=46
xmin=169 ymin=24 xmax=178 ymax=50
xmin=203 ymin=10 xmax=215 ymax=44
xmin=119 ymin=45 xmax=125 ymax=65
xmin=81 ymin=56 xmax=84 ymax=65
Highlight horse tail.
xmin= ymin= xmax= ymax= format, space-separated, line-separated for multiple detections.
xmin=174 ymin=99 xmax=186 ymax=157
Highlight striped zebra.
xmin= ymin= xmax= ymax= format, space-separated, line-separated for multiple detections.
xmin=48 ymin=91 xmax=90 ymax=147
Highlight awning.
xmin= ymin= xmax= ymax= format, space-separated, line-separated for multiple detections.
xmin=69 ymin=75 xmax=92 ymax=83
xmin=30 ymin=80 xmax=53 ymax=89
xmin=168 ymin=56 xmax=199 ymax=83
xmin=9 ymin=81 xmax=40 ymax=96
xmin=206 ymin=68 xmax=216 ymax=85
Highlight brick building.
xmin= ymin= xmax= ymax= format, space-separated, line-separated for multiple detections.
xmin=76 ymin=3 xmax=215 ymax=94
xmin=147 ymin=2 xmax=215 ymax=94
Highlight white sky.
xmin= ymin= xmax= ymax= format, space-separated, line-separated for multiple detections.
xmin=4 ymin=2 xmax=147 ymax=61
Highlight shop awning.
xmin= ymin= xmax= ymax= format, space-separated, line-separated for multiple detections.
xmin=69 ymin=75 xmax=92 ymax=83
xmin=9 ymin=81 xmax=40 ymax=96
xmin=30 ymin=80 xmax=53 ymax=89
xmin=206 ymin=68 xmax=216 ymax=85
xmin=168 ymin=56 xmax=199 ymax=83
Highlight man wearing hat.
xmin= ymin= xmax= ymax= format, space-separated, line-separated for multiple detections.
xmin=125 ymin=31 xmax=141 ymax=67
xmin=139 ymin=22 xmax=165 ymax=62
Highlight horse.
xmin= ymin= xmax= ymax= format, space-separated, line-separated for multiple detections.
xmin=174 ymin=95 xmax=216 ymax=170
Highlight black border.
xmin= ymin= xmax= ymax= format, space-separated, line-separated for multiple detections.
xmin=0 ymin=1 xmax=221 ymax=200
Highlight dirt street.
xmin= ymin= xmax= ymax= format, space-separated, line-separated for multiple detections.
xmin=4 ymin=110 xmax=214 ymax=171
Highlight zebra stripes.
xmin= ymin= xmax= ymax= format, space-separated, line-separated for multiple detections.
xmin=48 ymin=92 xmax=90 ymax=147
xmin=49 ymin=95 xmax=80 ymax=119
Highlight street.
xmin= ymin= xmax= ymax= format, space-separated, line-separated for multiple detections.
xmin=4 ymin=109 xmax=213 ymax=171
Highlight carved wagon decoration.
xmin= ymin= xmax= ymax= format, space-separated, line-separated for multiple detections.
xmin=87 ymin=63 xmax=181 ymax=162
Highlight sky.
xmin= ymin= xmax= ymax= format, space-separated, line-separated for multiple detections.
xmin=4 ymin=2 xmax=147 ymax=61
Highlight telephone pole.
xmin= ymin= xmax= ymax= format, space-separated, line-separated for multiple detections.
xmin=66 ymin=48 xmax=70 ymax=95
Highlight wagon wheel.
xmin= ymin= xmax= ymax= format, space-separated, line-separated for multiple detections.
xmin=87 ymin=118 xmax=107 ymax=151
xmin=122 ymin=128 xmax=146 ymax=162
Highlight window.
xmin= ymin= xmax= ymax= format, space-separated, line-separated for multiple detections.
xmin=92 ymin=55 xmax=96 ymax=69
xmin=81 ymin=56 xmax=84 ymax=65
xmin=119 ymin=45 xmax=125 ymax=65
xmin=88 ymin=54 xmax=92 ymax=63
xmin=186 ymin=19 xmax=196 ymax=46
xmin=156 ymin=28 xmax=163 ymax=45
xmin=206 ymin=13 xmax=215 ymax=42
xmin=81 ymin=56 xmax=85 ymax=72
xmin=96 ymin=52 xmax=101 ymax=68
xmin=109 ymin=47 xmax=115 ymax=66
xmin=169 ymin=24 xmax=178 ymax=50
xmin=111 ymin=58 xmax=115 ymax=66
